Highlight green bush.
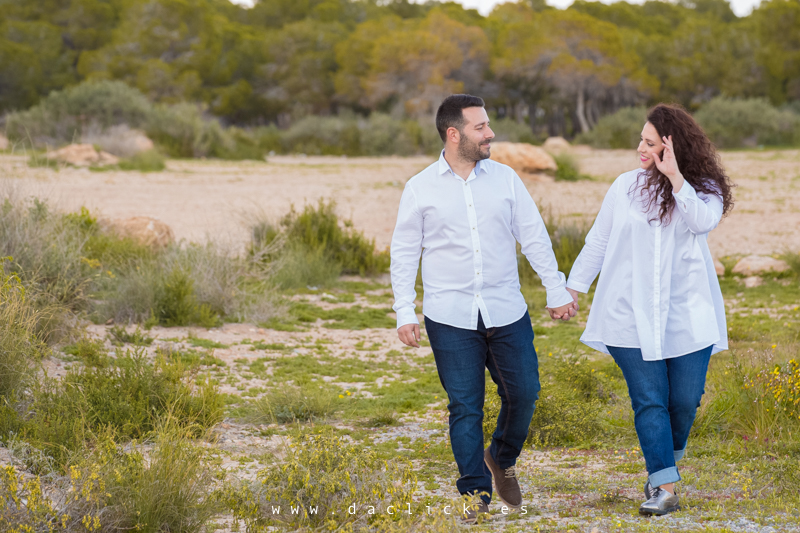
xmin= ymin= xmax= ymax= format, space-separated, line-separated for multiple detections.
xmin=483 ymin=356 xmax=606 ymax=448
xmin=2 ymin=423 xmax=220 ymax=533
xmin=576 ymin=106 xmax=646 ymax=149
xmin=118 ymin=149 xmax=166 ymax=172
xmin=62 ymin=336 xmax=109 ymax=367
xmin=21 ymin=347 xmax=223 ymax=466
xmin=695 ymin=97 xmax=800 ymax=148
xmin=224 ymin=428 xmax=416 ymax=531
xmin=553 ymin=152 xmax=588 ymax=181
xmin=0 ymin=271 xmax=49 ymax=404
xmin=282 ymin=114 xmax=362 ymax=156
xmin=145 ymin=102 xmax=235 ymax=158
xmin=490 ymin=117 xmax=540 ymax=144
xmin=249 ymin=383 xmax=340 ymax=424
xmin=264 ymin=200 xmax=389 ymax=288
xmin=153 ymin=266 xmax=219 ymax=327
xmin=519 ymin=210 xmax=589 ymax=284
xmin=5 ymin=80 xmax=153 ymax=146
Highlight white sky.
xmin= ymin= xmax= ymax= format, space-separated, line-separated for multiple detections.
xmin=229 ymin=0 xmax=761 ymax=18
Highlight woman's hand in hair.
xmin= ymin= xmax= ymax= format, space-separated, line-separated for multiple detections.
xmin=652 ymin=135 xmax=685 ymax=193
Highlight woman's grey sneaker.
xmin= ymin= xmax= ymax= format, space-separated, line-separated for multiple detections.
xmin=639 ymin=487 xmax=680 ymax=516
xmin=644 ymin=480 xmax=653 ymax=499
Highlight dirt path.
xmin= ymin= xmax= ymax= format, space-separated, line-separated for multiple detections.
xmin=2 ymin=149 xmax=799 ymax=257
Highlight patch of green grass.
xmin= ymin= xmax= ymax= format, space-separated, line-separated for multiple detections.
xmin=186 ymin=335 xmax=228 ymax=349
xmin=117 ymin=149 xmax=167 ymax=172
xmin=108 ymin=325 xmax=154 ymax=346
xmin=264 ymin=302 xmax=395 ymax=331
xmin=249 ymin=341 xmax=291 ymax=352
xmin=17 ymin=347 xmax=223 ymax=467
xmin=62 ymin=336 xmax=109 ymax=367
xmin=246 ymin=383 xmax=341 ymax=423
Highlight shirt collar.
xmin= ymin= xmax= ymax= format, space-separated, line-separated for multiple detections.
xmin=437 ymin=150 xmax=487 ymax=178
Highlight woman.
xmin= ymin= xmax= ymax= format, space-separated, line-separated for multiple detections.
xmin=565 ymin=103 xmax=734 ymax=515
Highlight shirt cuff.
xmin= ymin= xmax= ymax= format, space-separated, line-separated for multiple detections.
xmin=395 ymin=307 xmax=420 ymax=329
xmin=672 ymin=179 xmax=697 ymax=211
xmin=566 ymin=278 xmax=591 ymax=293
xmin=545 ymin=272 xmax=574 ymax=308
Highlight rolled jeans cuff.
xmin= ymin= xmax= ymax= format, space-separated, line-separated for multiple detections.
xmin=649 ymin=466 xmax=681 ymax=488
xmin=674 ymin=448 xmax=686 ymax=462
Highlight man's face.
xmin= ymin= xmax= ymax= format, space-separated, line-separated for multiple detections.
xmin=455 ymin=107 xmax=494 ymax=162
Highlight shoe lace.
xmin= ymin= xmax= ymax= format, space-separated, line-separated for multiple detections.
xmin=504 ymin=466 xmax=516 ymax=479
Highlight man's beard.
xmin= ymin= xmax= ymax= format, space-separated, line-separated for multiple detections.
xmin=457 ymin=134 xmax=491 ymax=162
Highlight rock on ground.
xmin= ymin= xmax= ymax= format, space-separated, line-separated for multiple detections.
xmin=731 ymin=255 xmax=790 ymax=276
xmin=104 ymin=216 xmax=175 ymax=249
xmin=490 ymin=142 xmax=557 ymax=174
xmin=46 ymin=144 xmax=119 ymax=167
xmin=714 ymin=257 xmax=725 ymax=276
xmin=543 ymin=136 xmax=571 ymax=154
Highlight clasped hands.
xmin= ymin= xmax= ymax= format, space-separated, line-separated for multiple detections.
xmin=397 ymin=288 xmax=581 ymax=347
xmin=547 ymin=287 xmax=580 ymax=322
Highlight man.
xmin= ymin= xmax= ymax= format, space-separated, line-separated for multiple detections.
xmin=390 ymin=94 xmax=577 ymax=523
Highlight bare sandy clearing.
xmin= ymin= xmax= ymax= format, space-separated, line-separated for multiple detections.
xmin=1 ymin=149 xmax=799 ymax=257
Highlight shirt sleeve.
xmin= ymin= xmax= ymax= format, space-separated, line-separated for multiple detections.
xmin=390 ymin=182 xmax=423 ymax=329
xmin=511 ymin=174 xmax=573 ymax=309
xmin=567 ymin=177 xmax=620 ymax=293
xmin=672 ymin=180 xmax=723 ymax=234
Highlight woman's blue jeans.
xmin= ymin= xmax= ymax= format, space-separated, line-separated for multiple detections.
xmin=607 ymin=345 xmax=712 ymax=488
xmin=425 ymin=311 xmax=540 ymax=503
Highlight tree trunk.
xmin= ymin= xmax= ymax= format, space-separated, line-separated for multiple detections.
xmin=576 ymin=89 xmax=591 ymax=133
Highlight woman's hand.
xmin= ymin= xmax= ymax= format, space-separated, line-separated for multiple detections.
xmin=652 ymin=135 xmax=685 ymax=192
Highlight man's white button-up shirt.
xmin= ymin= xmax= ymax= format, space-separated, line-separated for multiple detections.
xmin=390 ymin=151 xmax=573 ymax=330
xmin=566 ymin=170 xmax=728 ymax=361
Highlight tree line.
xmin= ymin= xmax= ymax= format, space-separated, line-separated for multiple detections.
xmin=1 ymin=0 xmax=799 ymax=139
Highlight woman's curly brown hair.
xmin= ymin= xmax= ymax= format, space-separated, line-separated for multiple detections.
xmin=636 ymin=103 xmax=735 ymax=225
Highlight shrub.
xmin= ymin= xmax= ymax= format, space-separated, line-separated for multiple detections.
xmin=360 ymin=113 xmax=417 ymax=156
xmin=0 ymin=196 xmax=92 ymax=318
xmin=107 ymin=325 xmax=153 ymax=346
xmin=145 ymin=102 xmax=235 ymax=158
xmin=695 ymin=97 xmax=800 ymax=148
xmin=62 ymin=336 xmax=109 ymax=367
xmin=576 ymin=106 xmax=646 ymax=149
xmin=553 ymin=153 xmax=589 ymax=181
xmin=248 ymin=383 xmax=340 ymax=424
xmin=20 ymin=347 xmax=224 ymax=466
xmin=0 ymin=272 xmax=49 ymax=401
xmin=5 ymin=80 xmax=153 ymax=146
xmin=280 ymin=199 xmax=389 ymax=277
xmin=224 ymin=428 xmax=416 ymax=531
xmin=490 ymin=117 xmax=540 ymax=144
xmin=519 ymin=210 xmax=589 ymax=284
xmin=2 ymin=425 xmax=220 ymax=533
xmin=483 ymin=356 xmax=606 ymax=448
xmin=118 ymin=149 xmax=167 ymax=172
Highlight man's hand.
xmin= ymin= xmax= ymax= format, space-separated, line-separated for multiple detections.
xmin=566 ymin=288 xmax=580 ymax=311
xmin=398 ymin=323 xmax=421 ymax=348
xmin=547 ymin=301 xmax=577 ymax=321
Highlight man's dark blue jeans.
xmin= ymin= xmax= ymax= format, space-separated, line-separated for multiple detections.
xmin=424 ymin=311 xmax=540 ymax=504
xmin=607 ymin=345 xmax=712 ymax=488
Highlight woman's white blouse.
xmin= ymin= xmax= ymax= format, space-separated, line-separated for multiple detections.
xmin=566 ymin=170 xmax=728 ymax=361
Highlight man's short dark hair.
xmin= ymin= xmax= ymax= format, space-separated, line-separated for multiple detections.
xmin=435 ymin=94 xmax=485 ymax=142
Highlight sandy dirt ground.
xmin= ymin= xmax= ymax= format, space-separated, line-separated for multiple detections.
xmin=2 ymin=148 xmax=799 ymax=257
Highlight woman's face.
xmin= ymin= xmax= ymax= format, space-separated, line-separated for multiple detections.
xmin=637 ymin=122 xmax=664 ymax=170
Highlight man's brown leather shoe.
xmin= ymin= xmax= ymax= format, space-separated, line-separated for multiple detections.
xmin=461 ymin=499 xmax=490 ymax=523
xmin=484 ymin=447 xmax=522 ymax=508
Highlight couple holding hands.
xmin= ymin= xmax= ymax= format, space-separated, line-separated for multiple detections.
xmin=390 ymin=94 xmax=733 ymax=521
